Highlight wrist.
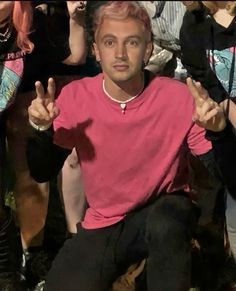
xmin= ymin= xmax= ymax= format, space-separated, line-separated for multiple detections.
xmin=205 ymin=121 xmax=231 ymax=141
xmin=220 ymin=99 xmax=229 ymax=118
xmin=69 ymin=16 xmax=85 ymax=27
xmin=29 ymin=119 xmax=52 ymax=131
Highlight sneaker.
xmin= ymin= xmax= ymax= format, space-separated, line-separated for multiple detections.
xmin=0 ymin=272 xmax=28 ymax=291
xmin=34 ymin=280 xmax=45 ymax=291
xmin=20 ymin=249 xmax=54 ymax=289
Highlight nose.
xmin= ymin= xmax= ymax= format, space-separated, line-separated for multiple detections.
xmin=115 ymin=43 xmax=128 ymax=60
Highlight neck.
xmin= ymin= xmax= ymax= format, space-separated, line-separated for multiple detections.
xmin=103 ymin=73 xmax=144 ymax=102
xmin=213 ymin=3 xmax=234 ymax=28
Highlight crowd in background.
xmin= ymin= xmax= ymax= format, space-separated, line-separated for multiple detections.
xmin=0 ymin=1 xmax=236 ymax=291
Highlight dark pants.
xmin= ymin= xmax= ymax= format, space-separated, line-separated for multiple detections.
xmin=46 ymin=192 xmax=197 ymax=291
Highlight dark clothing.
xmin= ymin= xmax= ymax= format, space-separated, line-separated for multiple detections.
xmin=180 ymin=8 xmax=236 ymax=198
xmin=27 ymin=127 xmax=71 ymax=183
xmin=27 ymin=127 xmax=225 ymax=290
xmin=208 ymin=124 xmax=236 ymax=199
xmin=45 ymin=193 xmax=197 ymax=291
xmin=19 ymin=8 xmax=71 ymax=93
xmin=0 ymin=9 xmax=72 ymax=113
xmin=180 ymin=8 xmax=236 ymax=102
xmin=0 ymin=28 xmax=25 ymax=113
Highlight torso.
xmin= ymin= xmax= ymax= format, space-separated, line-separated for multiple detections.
xmin=53 ymin=73 xmax=211 ymax=229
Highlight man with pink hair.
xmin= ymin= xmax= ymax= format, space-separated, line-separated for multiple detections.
xmin=27 ymin=1 xmax=217 ymax=290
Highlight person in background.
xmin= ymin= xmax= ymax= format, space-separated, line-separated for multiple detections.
xmin=4 ymin=1 xmax=87 ymax=289
xmin=138 ymin=1 xmax=187 ymax=80
xmin=180 ymin=1 xmax=236 ymax=290
xmin=0 ymin=1 xmax=33 ymax=290
xmin=26 ymin=2 xmax=222 ymax=290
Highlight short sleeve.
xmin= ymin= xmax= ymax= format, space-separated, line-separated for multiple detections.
xmin=187 ymin=123 xmax=212 ymax=156
xmin=53 ymin=86 xmax=75 ymax=150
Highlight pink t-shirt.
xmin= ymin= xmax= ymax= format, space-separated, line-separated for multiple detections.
xmin=54 ymin=73 xmax=211 ymax=229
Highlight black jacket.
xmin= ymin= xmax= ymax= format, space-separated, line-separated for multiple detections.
xmin=180 ymin=8 xmax=236 ymax=197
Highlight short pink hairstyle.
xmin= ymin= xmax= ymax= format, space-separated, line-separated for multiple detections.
xmin=93 ymin=1 xmax=152 ymax=42
xmin=12 ymin=1 xmax=34 ymax=52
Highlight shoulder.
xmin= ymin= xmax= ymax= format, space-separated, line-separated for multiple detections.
xmin=182 ymin=8 xmax=206 ymax=25
xmin=181 ymin=8 xmax=209 ymax=37
xmin=56 ymin=73 xmax=103 ymax=101
xmin=147 ymin=76 xmax=194 ymax=107
xmin=180 ymin=9 xmax=210 ymax=50
xmin=149 ymin=75 xmax=188 ymax=93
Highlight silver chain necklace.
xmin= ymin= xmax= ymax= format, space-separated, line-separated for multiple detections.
xmin=102 ymin=79 xmax=143 ymax=114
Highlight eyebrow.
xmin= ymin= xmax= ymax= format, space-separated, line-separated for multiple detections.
xmin=101 ymin=34 xmax=142 ymax=41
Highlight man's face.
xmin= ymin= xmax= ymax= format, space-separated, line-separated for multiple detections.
xmin=93 ymin=17 xmax=152 ymax=85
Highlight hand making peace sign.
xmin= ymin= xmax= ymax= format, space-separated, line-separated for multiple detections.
xmin=28 ymin=78 xmax=60 ymax=127
xmin=186 ymin=77 xmax=226 ymax=132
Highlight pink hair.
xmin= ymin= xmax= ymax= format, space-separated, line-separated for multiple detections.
xmin=12 ymin=1 xmax=34 ymax=52
xmin=93 ymin=1 xmax=152 ymax=41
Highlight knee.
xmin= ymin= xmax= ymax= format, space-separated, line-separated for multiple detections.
xmin=15 ymin=172 xmax=49 ymax=199
xmin=147 ymin=195 xmax=195 ymax=244
xmin=64 ymin=149 xmax=79 ymax=169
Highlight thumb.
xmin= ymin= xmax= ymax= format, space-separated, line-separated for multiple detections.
xmin=47 ymin=102 xmax=60 ymax=119
xmin=192 ymin=111 xmax=199 ymax=122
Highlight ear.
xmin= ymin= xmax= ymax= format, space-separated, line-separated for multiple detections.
xmin=144 ymin=41 xmax=153 ymax=62
xmin=93 ymin=42 xmax=101 ymax=62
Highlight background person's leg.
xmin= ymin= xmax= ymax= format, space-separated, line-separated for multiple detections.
xmin=226 ymin=191 xmax=236 ymax=261
xmin=6 ymin=91 xmax=49 ymax=250
xmin=0 ymin=109 xmax=26 ymax=290
xmin=58 ymin=148 xmax=86 ymax=234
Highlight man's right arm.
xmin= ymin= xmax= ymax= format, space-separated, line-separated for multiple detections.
xmin=27 ymin=127 xmax=71 ymax=183
xmin=27 ymin=77 xmax=74 ymax=182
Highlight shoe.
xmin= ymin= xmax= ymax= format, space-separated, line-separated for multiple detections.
xmin=33 ymin=280 xmax=45 ymax=291
xmin=218 ymin=256 xmax=236 ymax=291
xmin=0 ymin=272 xmax=28 ymax=291
xmin=20 ymin=249 xmax=54 ymax=289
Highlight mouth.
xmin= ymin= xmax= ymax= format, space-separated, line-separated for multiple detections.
xmin=113 ymin=64 xmax=129 ymax=71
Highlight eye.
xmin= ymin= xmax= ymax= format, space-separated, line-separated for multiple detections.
xmin=127 ymin=39 xmax=139 ymax=47
xmin=104 ymin=39 xmax=114 ymax=47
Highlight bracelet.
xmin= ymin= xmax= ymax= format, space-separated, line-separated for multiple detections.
xmin=29 ymin=119 xmax=52 ymax=131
